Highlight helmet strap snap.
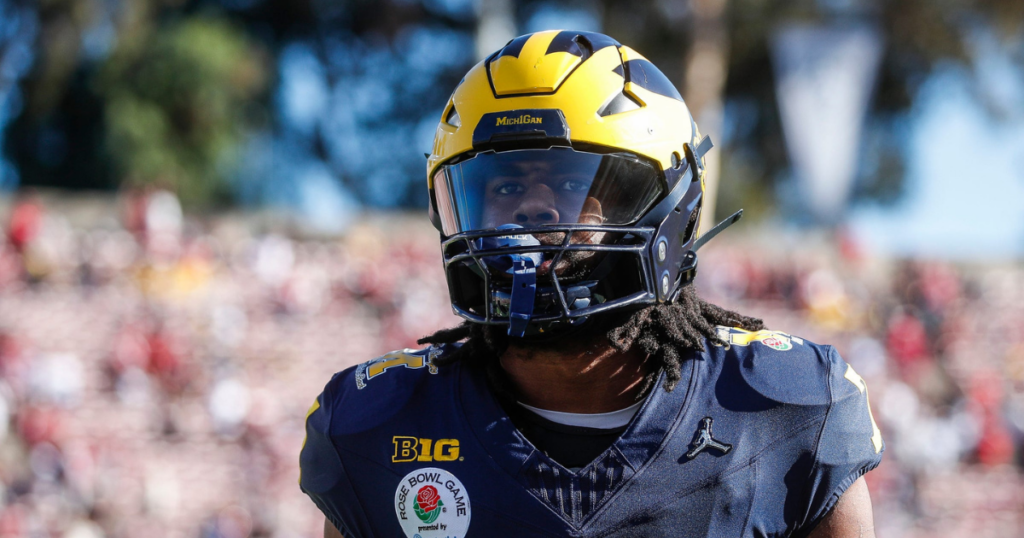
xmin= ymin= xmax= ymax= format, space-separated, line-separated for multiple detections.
xmin=507 ymin=257 xmax=537 ymax=338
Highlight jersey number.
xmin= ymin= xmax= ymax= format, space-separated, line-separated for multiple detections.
xmin=355 ymin=349 xmax=439 ymax=389
xmin=844 ymin=364 xmax=883 ymax=454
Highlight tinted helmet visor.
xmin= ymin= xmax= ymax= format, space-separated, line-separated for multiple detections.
xmin=433 ymin=147 xmax=665 ymax=236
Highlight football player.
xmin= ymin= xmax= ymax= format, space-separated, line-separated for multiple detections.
xmin=301 ymin=30 xmax=883 ymax=538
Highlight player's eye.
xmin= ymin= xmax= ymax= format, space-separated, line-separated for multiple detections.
xmin=558 ymin=179 xmax=591 ymax=193
xmin=492 ymin=181 xmax=525 ymax=195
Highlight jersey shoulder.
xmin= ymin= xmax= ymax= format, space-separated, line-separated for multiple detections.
xmin=316 ymin=343 xmax=460 ymax=435
xmin=710 ymin=326 xmax=837 ymax=407
xmin=709 ymin=325 xmax=882 ymax=448
xmin=299 ymin=344 xmax=459 ymax=494
xmin=708 ymin=326 xmax=884 ymax=531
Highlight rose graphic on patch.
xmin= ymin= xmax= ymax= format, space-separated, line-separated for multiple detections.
xmin=761 ymin=336 xmax=792 ymax=351
xmin=413 ymin=485 xmax=444 ymax=524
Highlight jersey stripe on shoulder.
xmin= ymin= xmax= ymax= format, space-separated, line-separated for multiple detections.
xmin=715 ymin=326 xmax=805 ymax=351
xmin=353 ymin=344 xmax=455 ymax=389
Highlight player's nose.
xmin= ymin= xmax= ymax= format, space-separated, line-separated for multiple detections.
xmin=513 ymin=184 xmax=559 ymax=225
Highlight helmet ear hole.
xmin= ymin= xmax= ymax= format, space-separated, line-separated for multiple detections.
xmin=574 ymin=34 xmax=594 ymax=60
xmin=445 ymin=105 xmax=461 ymax=128
xmin=671 ymin=152 xmax=682 ymax=169
xmin=682 ymin=202 xmax=701 ymax=245
xmin=598 ymin=91 xmax=642 ymax=117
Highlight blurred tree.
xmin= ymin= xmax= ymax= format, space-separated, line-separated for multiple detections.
xmin=684 ymin=0 xmax=728 ymax=230
xmin=719 ymin=0 xmax=1024 ymax=218
xmin=3 ymin=0 xmax=268 ymax=206
xmin=2 ymin=0 xmax=116 ymax=192
xmin=228 ymin=0 xmax=476 ymax=211
xmin=597 ymin=0 xmax=1023 ymax=222
xmin=2 ymin=0 xmax=1022 ymax=213
xmin=97 ymin=16 xmax=266 ymax=206
xmin=0 ymin=0 xmax=38 ymax=189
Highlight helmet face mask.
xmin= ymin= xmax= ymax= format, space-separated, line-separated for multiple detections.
xmin=440 ymin=223 xmax=659 ymax=329
xmin=427 ymin=30 xmax=711 ymax=337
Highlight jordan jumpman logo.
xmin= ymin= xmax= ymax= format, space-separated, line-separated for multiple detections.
xmin=685 ymin=417 xmax=732 ymax=459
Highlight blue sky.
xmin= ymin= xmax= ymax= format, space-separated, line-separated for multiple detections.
xmin=850 ymin=36 xmax=1024 ymax=259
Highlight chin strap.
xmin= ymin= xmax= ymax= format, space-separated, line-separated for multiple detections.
xmin=508 ymin=257 xmax=537 ymax=338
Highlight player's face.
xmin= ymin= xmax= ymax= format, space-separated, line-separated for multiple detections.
xmin=480 ymin=159 xmax=604 ymax=231
xmin=477 ymin=159 xmax=607 ymax=277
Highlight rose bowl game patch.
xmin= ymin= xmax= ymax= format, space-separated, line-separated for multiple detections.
xmin=394 ymin=467 xmax=471 ymax=538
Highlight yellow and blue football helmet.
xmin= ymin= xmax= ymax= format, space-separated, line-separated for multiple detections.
xmin=427 ymin=30 xmax=728 ymax=337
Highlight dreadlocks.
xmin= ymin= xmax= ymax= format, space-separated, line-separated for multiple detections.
xmin=417 ymin=285 xmax=764 ymax=398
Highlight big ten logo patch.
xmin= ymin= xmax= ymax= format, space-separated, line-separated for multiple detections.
xmin=393 ymin=437 xmax=461 ymax=463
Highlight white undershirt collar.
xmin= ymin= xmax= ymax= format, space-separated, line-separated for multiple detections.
xmin=517 ymin=400 xmax=644 ymax=429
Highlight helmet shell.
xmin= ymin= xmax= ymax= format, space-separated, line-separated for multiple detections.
xmin=427 ymin=30 xmax=704 ymax=196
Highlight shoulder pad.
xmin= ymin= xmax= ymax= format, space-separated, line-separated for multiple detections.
xmin=801 ymin=347 xmax=884 ymax=530
xmin=712 ymin=326 xmax=831 ymax=407
xmin=321 ymin=344 xmax=459 ymax=435
xmin=300 ymin=385 xmax=345 ymax=494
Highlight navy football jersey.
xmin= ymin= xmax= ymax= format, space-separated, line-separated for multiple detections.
xmin=300 ymin=328 xmax=883 ymax=537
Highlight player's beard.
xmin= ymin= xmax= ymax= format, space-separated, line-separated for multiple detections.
xmin=496 ymin=304 xmax=635 ymax=355
xmin=534 ymin=196 xmax=607 ymax=281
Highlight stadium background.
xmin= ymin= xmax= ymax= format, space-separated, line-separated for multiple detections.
xmin=0 ymin=0 xmax=1023 ymax=537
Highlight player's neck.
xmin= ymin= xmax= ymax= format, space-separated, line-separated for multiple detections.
xmin=498 ymin=339 xmax=650 ymax=414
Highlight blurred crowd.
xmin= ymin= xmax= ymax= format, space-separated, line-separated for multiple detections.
xmin=0 ymin=190 xmax=458 ymax=538
xmin=0 ymin=191 xmax=1022 ymax=537
xmin=702 ymin=240 xmax=1024 ymax=538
